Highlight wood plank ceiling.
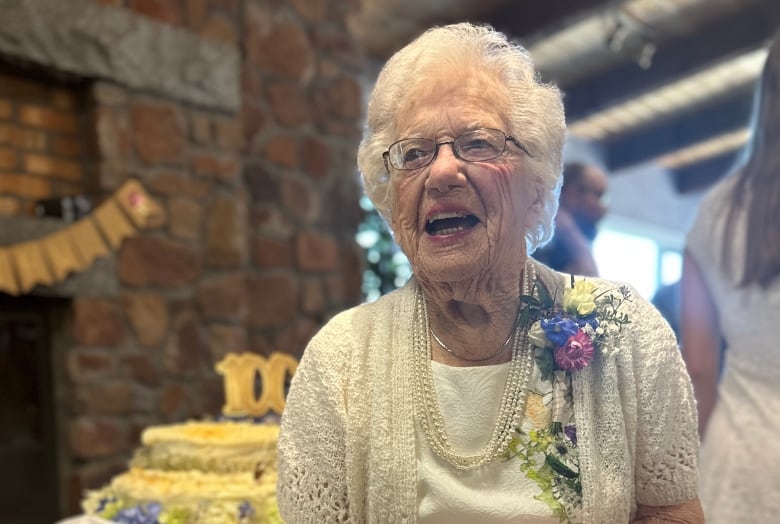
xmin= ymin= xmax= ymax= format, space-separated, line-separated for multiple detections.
xmin=350 ymin=0 xmax=780 ymax=193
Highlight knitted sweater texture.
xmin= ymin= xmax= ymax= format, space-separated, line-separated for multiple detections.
xmin=277 ymin=265 xmax=699 ymax=523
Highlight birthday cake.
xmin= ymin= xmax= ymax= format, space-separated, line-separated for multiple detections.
xmin=82 ymin=353 xmax=297 ymax=524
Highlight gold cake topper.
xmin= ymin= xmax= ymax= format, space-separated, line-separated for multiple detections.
xmin=215 ymin=352 xmax=298 ymax=417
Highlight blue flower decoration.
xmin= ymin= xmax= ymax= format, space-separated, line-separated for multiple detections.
xmin=540 ymin=316 xmax=579 ymax=347
xmin=574 ymin=312 xmax=599 ymax=330
xmin=114 ymin=506 xmax=143 ymax=524
xmin=238 ymin=500 xmax=255 ymax=520
xmin=114 ymin=502 xmax=161 ymax=524
xmin=145 ymin=503 xmax=162 ymax=518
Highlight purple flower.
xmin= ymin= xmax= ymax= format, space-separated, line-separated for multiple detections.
xmin=144 ymin=503 xmax=162 ymax=518
xmin=238 ymin=501 xmax=255 ymax=520
xmin=114 ymin=503 xmax=161 ymax=524
xmin=114 ymin=507 xmax=145 ymax=524
xmin=554 ymin=330 xmax=594 ymax=371
xmin=540 ymin=316 xmax=580 ymax=347
xmin=564 ymin=424 xmax=577 ymax=446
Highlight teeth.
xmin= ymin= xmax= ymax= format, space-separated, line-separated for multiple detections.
xmin=427 ymin=212 xmax=466 ymax=224
xmin=435 ymin=227 xmax=464 ymax=235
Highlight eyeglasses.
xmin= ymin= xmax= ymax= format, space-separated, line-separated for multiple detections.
xmin=382 ymin=128 xmax=531 ymax=172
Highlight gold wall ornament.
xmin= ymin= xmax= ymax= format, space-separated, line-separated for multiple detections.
xmin=0 ymin=178 xmax=165 ymax=296
xmin=92 ymin=198 xmax=136 ymax=249
xmin=42 ymin=229 xmax=85 ymax=281
xmin=67 ymin=218 xmax=110 ymax=264
xmin=0 ymin=248 xmax=18 ymax=295
xmin=12 ymin=240 xmax=57 ymax=293
xmin=216 ymin=352 xmax=298 ymax=418
xmin=116 ymin=178 xmax=166 ymax=229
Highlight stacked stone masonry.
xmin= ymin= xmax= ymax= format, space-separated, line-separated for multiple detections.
xmin=0 ymin=0 xmax=365 ymax=517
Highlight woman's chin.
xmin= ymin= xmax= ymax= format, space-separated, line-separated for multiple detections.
xmin=415 ymin=258 xmax=483 ymax=286
xmin=412 ymin=233 xmax=485 ymax=280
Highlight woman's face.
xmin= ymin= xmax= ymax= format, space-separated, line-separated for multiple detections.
xmin=388 ymin=69 xmax=541 ymax=288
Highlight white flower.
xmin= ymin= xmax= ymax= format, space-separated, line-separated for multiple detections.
xmin=529 ymin=320 xmax=553 ymax=348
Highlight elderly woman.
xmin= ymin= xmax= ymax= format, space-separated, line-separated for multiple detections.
xmin=277 ymin=23 xmax=703 ymax=523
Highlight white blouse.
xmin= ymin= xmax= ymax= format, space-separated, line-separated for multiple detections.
xmin=417 ymin=361 xmax=579 ymax=523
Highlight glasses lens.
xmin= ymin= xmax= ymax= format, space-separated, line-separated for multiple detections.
xmin=389 ymin=138 xmax=435 ymax=170
xmin=455 ymin=129 xmax=505 ymax=161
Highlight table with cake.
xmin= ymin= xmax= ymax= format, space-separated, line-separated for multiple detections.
xmin=60 ymin=352 xmax=297 ymax=524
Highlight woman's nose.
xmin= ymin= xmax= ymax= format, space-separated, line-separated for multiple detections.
xmin=425 ymin=144 xmax=465 ymax=192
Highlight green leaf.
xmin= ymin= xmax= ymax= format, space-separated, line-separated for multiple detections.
xmin=565 ymin=477 xmax=583 ymax=496
xmin=535 ymin=349 xmax=554 ymax=382
xmin=545 ymin=454 xmax=578 ymax=479
xmin=535 ymin=490 xmax=568 ymax=520
xmin=520 ymin=294 xmax=542 ymax=308
xmin=536 ymin=280 xmax=555 ymax=309
xmin=518 ymin=307 xmax=531 ymax=329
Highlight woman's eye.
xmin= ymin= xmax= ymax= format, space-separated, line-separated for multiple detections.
xmin=461 ymin=139 xmax=493 ymax=152
xmin=403 ymin=148 xmax=429 ymax=162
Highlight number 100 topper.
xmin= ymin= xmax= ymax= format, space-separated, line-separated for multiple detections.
xmin=216 ymin=352 xmax=299 ymax=418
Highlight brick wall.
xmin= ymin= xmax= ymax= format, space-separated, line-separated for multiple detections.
xmin=0 ymin=0 xmax=366 ymax=517
xmin=0 ymin=71 xmax=94 ymax=216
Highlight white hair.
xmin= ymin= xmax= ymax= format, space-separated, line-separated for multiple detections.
xmin=357 ymin=22 xmax=566 ymax=251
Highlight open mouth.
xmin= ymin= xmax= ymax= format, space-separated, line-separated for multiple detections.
xmin=425 ymin=212 xmax=480 ymax=236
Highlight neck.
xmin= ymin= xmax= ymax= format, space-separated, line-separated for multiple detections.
xmin=430 ymin=316 xmax=518 ymax=364
xmin=422 ymin=260 xmax=534 ymax=366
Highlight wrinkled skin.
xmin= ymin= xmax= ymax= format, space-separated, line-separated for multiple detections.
xmin=388 ymin=68 xmax=542 ymax=364
xmin=385 ymin=65 xmax=706 ymax=522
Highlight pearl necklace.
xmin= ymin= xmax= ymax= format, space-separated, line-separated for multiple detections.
xmin=412 ymin=260 xmax=537 ymax=470
xmin=429 ymin=320 xmax=516 ymax=363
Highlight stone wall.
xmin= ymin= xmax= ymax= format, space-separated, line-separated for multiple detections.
xmin=0 ymin=0 xmax=365 ymax=516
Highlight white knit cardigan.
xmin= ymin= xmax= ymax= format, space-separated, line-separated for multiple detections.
xmin=277 ymin=264 xmax=699 ymax=523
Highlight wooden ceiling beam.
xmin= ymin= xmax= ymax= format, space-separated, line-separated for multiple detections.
xmin=605 ymin=90 xmax=754 ymax=171
xmin=483 ymin=0 xmax=613 ymax=41
xmin=672 ymin=152 xmax=739 ymax=194
xmin=563 ymin=0 xmax=780 ymax=121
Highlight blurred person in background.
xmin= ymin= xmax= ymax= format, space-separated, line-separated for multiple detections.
xmin=278 ymin=22 xmax=703 ymax=523
xmin=652 ymin=279 xmax=681 ymax=341
xmin=681 ymin=31 xmax=780 ymax=523
xmin=533 ymin=162 xmax=608 ymax=276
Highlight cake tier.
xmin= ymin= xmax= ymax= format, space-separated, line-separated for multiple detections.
xmin=83 ymin=467 xmax=280 ymax=524
xmin=131 ymin=421 xmax=279 ymax=475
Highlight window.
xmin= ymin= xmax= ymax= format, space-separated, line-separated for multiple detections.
xmin=593 ymin=229 xmax=660 ymax=299
xmin=659 ymin=250 xmax=683 ymax=286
